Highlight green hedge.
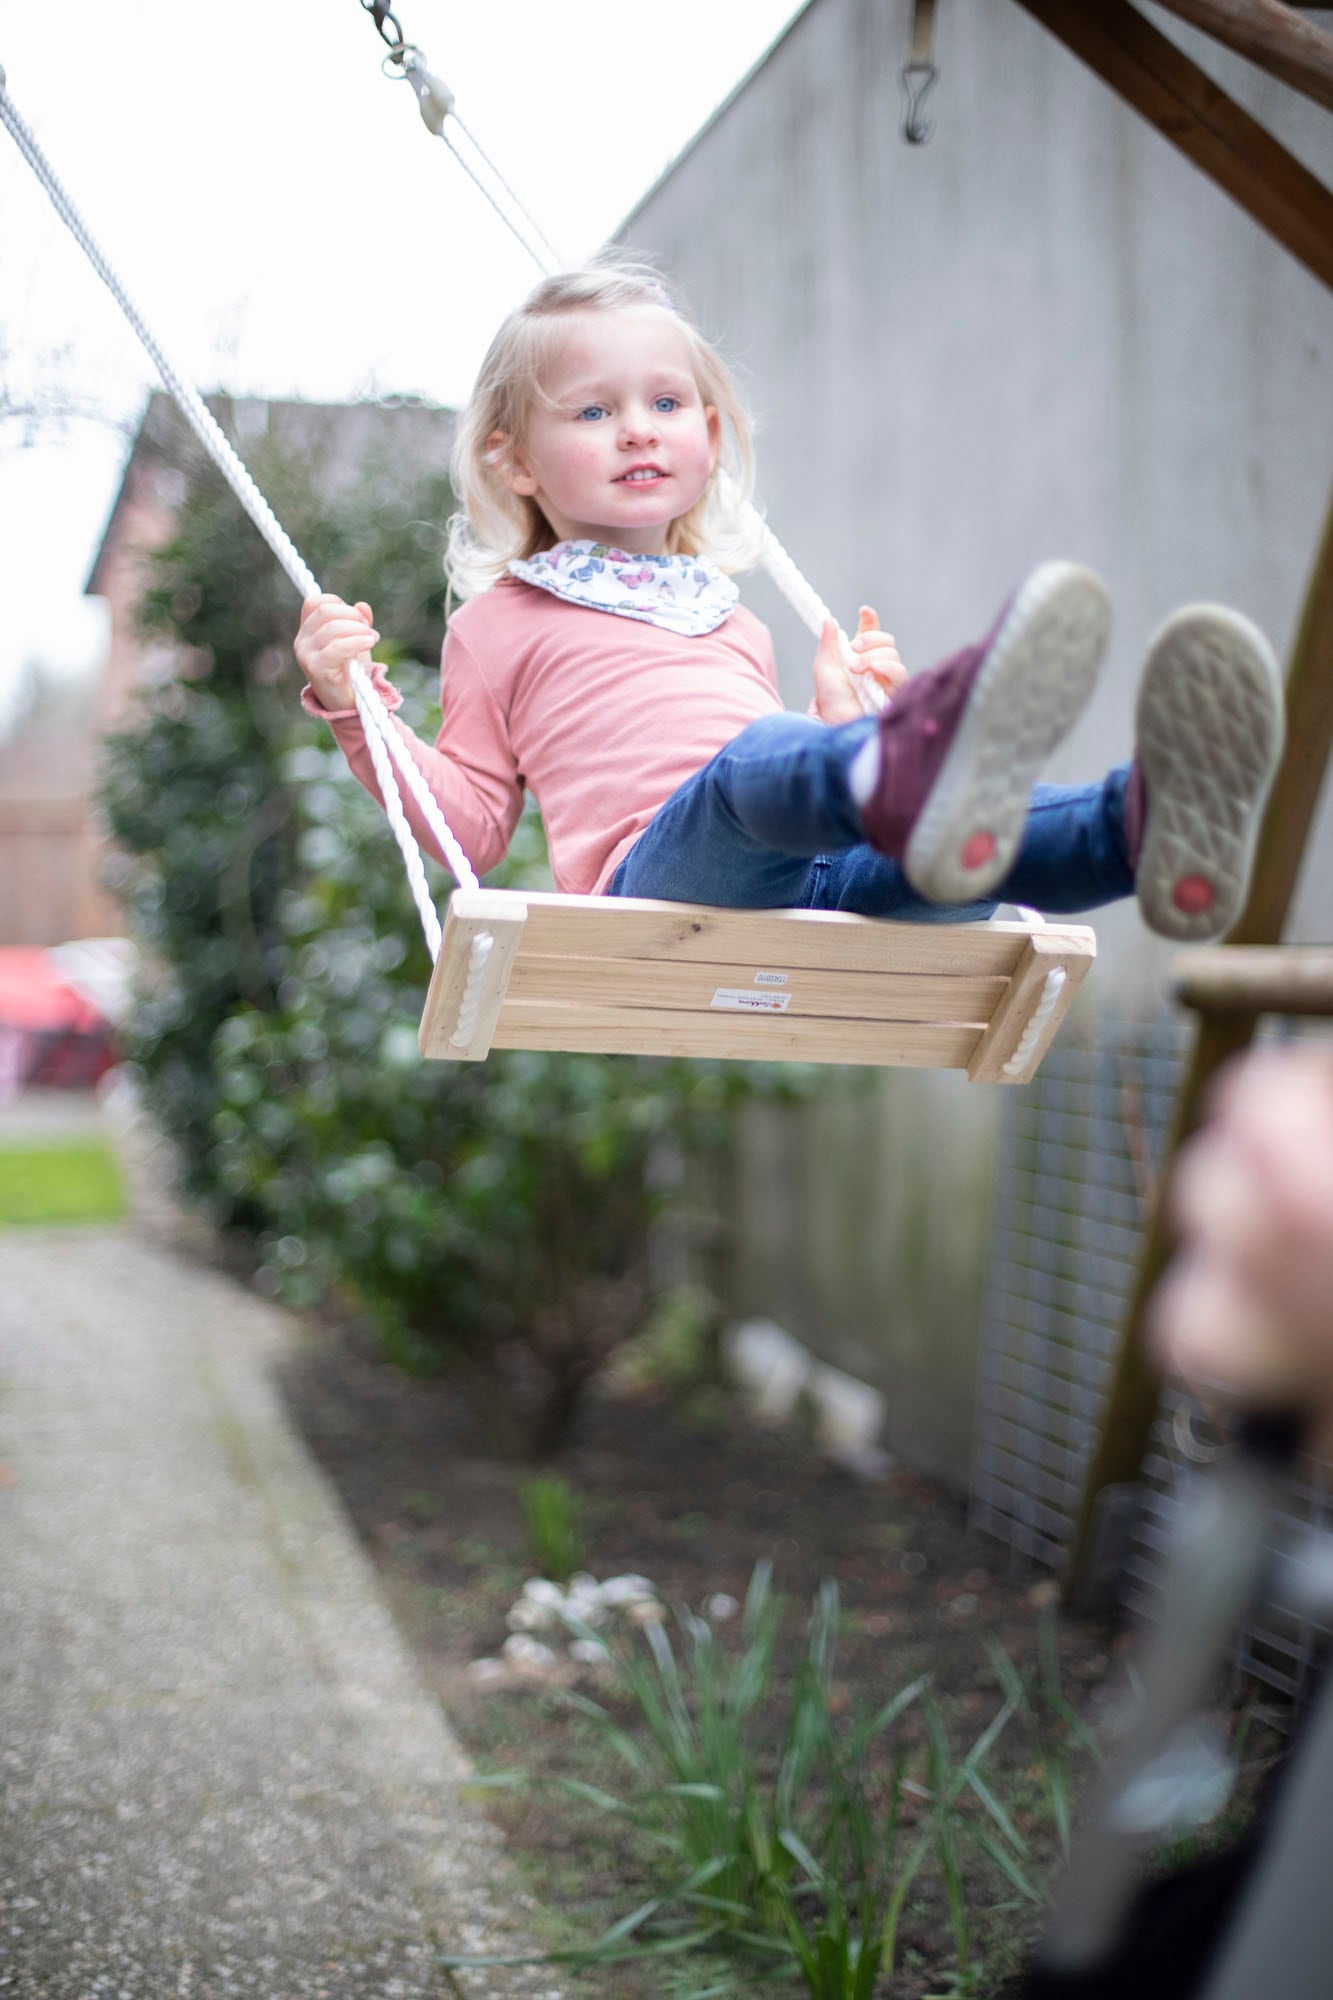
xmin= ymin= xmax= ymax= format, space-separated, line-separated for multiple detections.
xmin=100 ymin=411 xmax=814 ymax=1453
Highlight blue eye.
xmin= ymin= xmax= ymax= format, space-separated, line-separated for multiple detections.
xmin=652 ymin=395 xmax=680 ymax=414
xmin=576 ymin=405 xmax=607 ymax=422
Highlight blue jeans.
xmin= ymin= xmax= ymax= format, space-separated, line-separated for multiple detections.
xmin=607 ymin=713 xmax=1134 ymax=921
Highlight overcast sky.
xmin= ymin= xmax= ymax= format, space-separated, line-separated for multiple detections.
xmin=0 ymin=0 xmax=806 ymax=726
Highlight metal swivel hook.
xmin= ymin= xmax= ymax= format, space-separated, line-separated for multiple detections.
xmin=399 ymin=47 xmax=456 ymax=137
xmin=901 ymin=58 xmax=937 ymax=145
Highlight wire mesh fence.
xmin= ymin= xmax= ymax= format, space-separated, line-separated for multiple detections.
xmin=971 ymin=1009 xmax=1188 ymax=1570
xmin=1125 ymin=1391 xmax=1333 ymax=1702
xmin=971 ymin=1009 xmax=1332 ymax=1700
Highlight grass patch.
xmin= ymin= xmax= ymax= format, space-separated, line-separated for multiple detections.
xmin=521 ymin=1473 xmax=586 ymax=1584
xmin=0 ymin=1139 xmax=127 ymax=1227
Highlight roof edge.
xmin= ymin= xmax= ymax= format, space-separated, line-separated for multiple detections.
xmin=612 ymin=0 xmax=817 ymax=245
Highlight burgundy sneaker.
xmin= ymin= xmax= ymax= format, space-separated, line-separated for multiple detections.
xmin=1130 ymin=605 xmax=1284 ymax=941
xmin=859 ymin=562 xmax=1110 ymax=904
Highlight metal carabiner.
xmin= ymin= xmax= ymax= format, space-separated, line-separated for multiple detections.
xmin=361 ymin=1 xmax=406 ymax=51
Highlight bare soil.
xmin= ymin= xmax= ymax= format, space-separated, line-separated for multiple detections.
xmin=279 ymin=1316 xmax=1129 ymax=1998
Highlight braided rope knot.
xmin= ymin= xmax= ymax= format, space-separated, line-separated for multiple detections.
xmin=449 ymin=931 xmax=496 ymax=1046
xmin=1001 ymin=965 xmax=1067 ymax=1079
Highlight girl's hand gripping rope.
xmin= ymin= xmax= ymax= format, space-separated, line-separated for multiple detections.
xmin=810 ymin=604 xmax=906 ymax=724
xmin=295 ymin=594 xmax=381 ymax=712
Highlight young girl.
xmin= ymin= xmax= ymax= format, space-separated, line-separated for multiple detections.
xmin=295 ymin=261 xmax=1283 ymax=941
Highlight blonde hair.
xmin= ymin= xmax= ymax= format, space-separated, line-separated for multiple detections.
xmin=446 ymin=258 xmax=761 ymax=599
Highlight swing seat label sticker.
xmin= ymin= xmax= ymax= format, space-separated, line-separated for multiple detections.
xmin=711 ymin=987 xmax=791 ymax=1013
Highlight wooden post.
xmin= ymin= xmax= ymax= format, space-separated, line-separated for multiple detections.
xmin=1066 ymin=482 xmax=1333 ymax=1596
xmin=1171 ymin=945 xmax=1333 ymax=1015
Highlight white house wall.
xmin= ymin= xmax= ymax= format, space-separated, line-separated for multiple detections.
xmin=617 ymin=0 xmax=1333 ymax=1482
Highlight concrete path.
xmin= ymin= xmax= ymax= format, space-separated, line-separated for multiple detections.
xmin=0 ymin=1100 xmax=567 ymax=1999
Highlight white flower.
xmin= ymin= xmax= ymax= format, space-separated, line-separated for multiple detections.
xmin=563 ymin=1576 xmax=609 ymax=1625
xmin=568 ymin=1637 xmax=611 ymax=1666
xmin=506 ymin=1600 xmax=555 ymax=1633
xmin=600 ymin=1574 xmax=658 ymax=1608
xmin=706 ymin=1593 xmax=740 ymax=1622
xmin=570 ymin=1603 xmax=610 ymax=1629
xmin=501 ymin=1634 xmax=559 ymax=1669
xmin=466 ymin=1657 xmax=507 ymax=1684
xmin=521 ymin=1578 xmax=567 ymax=1609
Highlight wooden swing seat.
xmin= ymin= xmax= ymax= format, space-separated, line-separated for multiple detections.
xmin=419 ymin=890 xmax=1095 ymax=1081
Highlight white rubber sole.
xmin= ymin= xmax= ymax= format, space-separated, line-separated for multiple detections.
xmin=1134 ymin=605 xmax=1284 ymax=941
xmin=904 ymin=561 xmax=1111 ymax=905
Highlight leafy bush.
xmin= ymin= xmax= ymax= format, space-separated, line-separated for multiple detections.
xmin=100 ymin=404 xmax=814 ymax=1452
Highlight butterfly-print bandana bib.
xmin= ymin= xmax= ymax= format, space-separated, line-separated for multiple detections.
xmin=509 ymin=540 xmax=739 ymax=637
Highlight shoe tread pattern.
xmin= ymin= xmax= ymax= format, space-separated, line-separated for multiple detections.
xmin=1135 ymin=610 xmax=1283 ymax=942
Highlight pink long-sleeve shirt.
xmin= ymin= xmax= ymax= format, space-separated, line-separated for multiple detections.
xmin=302 ymin=576 xmax=783 ymax=895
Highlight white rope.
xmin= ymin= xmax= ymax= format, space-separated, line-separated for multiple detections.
xmin=1001 ymin=965 xmax=1066 ymax=1079
xmin=0 ymin=69 xmax=478 ymax=957
xmin=747 ymin=508 xmax=887 ymax=715
xmin=449 ymin=932 xmax=496 ymax=1048
xmin=450 ymin=109 xmax=567 ymax=272
xmin=399 ymin=54 xmax=566 ymax=273
xmin=350 ymin=680 xmax=443 ymax=958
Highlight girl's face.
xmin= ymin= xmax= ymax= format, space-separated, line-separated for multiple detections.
xmin=494 ymin=306 xmax=721 ymax=554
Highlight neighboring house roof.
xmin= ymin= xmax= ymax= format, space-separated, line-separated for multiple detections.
xmin=616 ymin=1 xmax=815 ymax=244
xmin=85 ymin=389 xmax=456 ymax=598
xmin=0 ymin=388 xmax=457 ymax=946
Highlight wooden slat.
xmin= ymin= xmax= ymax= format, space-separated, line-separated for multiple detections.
xmin=967 ymin=932 xmax=1095 ymax=1084
xmin=512 ymin=890 xmax=1092 ymax=979
xmin=489 ymin=1001 xmax=982 ymax=1067
xmin=506 ymin=953 xmax=1007 ymax=1025
xmin=1015 ymin=0 xmax=1333 ymax=290
xmin=418 ymin=890 xmax=528 ymax=1061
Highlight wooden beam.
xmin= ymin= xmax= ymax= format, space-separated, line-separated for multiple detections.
xmin=1014 ymin=0 xmax=1333 ymax=289
xmin=1229 ymin=509 xmax=1333 ymax=949
xmin=1171 ymin=945 xmax=1333 ymax=1015
xmin=1067 ymin=480 xmax=1333 ymax=1597
xmin=1156 ymin=0 xmax=1333 ymax=112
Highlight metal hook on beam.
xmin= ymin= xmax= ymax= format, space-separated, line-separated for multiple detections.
xmin=901 ymin=0 xmax=939 ymax=144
